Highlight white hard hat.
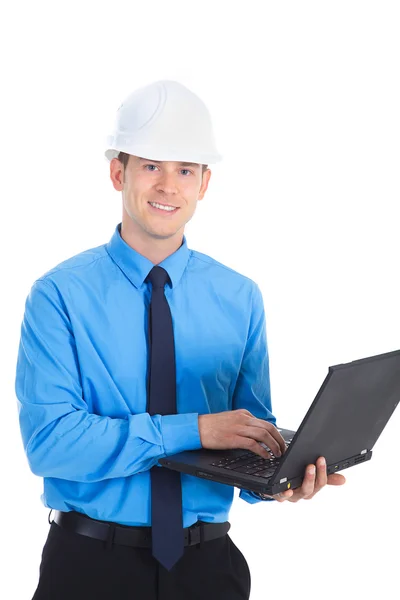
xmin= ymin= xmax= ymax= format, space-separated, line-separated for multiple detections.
xmin=104 ymin=80 xmax=222 ymax=165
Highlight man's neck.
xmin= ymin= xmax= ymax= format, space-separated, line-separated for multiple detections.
xmin=120 ymin=222 xmax=183 ymax=265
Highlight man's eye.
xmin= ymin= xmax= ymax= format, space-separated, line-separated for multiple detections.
xmin=144 ymin=165 xmax=192 ymax=176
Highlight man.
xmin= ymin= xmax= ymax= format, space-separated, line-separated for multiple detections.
xmin=15 ymin=79 xmax=345 ymax=600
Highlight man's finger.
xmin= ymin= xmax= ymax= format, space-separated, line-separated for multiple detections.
xmin=314 ymin=457 xmax=328 ymax=489
xmin=272 ymin=490 xmax=293 ymax=502
xmin=278 ymin=490 xmax=293 ymax=501
xmin=299 ymin=464 xmax=317 ymax=498
xmin=304 ymin=459 xmax=327 ymax=500
xmin=250 ymin=418 xmax=286 ymax=453
xmin=265 ymin=423 xmax=287 ymax=454
xmin=244 ymin=424 xmax=282 ymax=457
xmin=327 ymin=473 xmax=346 ymax=485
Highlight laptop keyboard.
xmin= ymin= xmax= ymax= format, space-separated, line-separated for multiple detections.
xmin=210 ymin=440 xmax=292 ymax=479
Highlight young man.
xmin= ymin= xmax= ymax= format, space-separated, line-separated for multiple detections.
xmin=15 ymin=80 xmax=345 ymax=600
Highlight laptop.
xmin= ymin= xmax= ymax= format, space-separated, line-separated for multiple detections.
xmin=159 ymin=349 xmax=400 ymax=496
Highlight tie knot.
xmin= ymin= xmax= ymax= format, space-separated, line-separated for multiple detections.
xmin=146 ymin=266 xmax=170 ymax=290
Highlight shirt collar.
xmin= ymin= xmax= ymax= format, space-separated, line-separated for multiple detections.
xmin=106 ymin=223 xmax=190 ymax=290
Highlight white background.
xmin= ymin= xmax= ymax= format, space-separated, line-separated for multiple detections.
xmin=1 ymin=1 xmax=399 ymax=598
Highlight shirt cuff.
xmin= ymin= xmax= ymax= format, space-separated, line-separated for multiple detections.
xmin=160 ymin=413 xmax=202 ymax=456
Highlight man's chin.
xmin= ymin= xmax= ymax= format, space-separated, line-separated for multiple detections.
xmin=147 ymin=226 xmax=184 ymax=241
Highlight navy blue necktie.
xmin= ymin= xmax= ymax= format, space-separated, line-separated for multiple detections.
xmin=146 ymin=266 xmax=184 ymax=571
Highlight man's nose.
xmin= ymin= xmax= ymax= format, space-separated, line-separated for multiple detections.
xmin=156 ymin=172 xmax=179 ymax=194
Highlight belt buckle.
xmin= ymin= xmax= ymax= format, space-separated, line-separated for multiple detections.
xmin=188 ymin=523 xmax=202 ymax=546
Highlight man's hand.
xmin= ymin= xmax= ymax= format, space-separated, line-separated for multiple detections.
xmin=198 ymin=409 xmax=286 ymax=460
xmin=260 ymin=456 xmax=346 ymax=502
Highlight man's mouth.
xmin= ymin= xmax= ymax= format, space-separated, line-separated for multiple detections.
xmin=148 ymin=201 xmax=179 ymax=214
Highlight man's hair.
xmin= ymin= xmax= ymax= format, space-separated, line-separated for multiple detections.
xmin=117 ymin=152 xmax=208 ymax=175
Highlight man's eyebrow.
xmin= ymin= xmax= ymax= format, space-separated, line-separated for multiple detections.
xmin=137 ymin=157 xmax=200 ymax=168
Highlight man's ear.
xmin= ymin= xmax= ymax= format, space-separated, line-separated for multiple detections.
xmin=198 ymin=169 xmax=211 ymax=201
xmin=110 ymin=158 xmax=125 ymax=192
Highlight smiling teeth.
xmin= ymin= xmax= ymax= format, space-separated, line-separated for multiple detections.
xmin=150 ymin=202 xmax=176 ymax=212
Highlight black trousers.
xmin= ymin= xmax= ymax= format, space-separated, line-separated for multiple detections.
xmin=32 ymin=521 xmax=251 ymax=599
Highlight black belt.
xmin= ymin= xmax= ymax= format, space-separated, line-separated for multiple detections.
xmin=52 ymin=510 xmax=230 ymax=548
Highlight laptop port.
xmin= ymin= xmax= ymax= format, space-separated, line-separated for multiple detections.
xmin=354 ymin=455 xmax=366 ymax=464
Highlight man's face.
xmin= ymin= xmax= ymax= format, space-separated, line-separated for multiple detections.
xmin=112 ymin=154 xmax=211 ymax=241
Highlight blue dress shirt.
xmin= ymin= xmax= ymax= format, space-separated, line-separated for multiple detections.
xmin=15 ymin=223 xmax=276 ymax=527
